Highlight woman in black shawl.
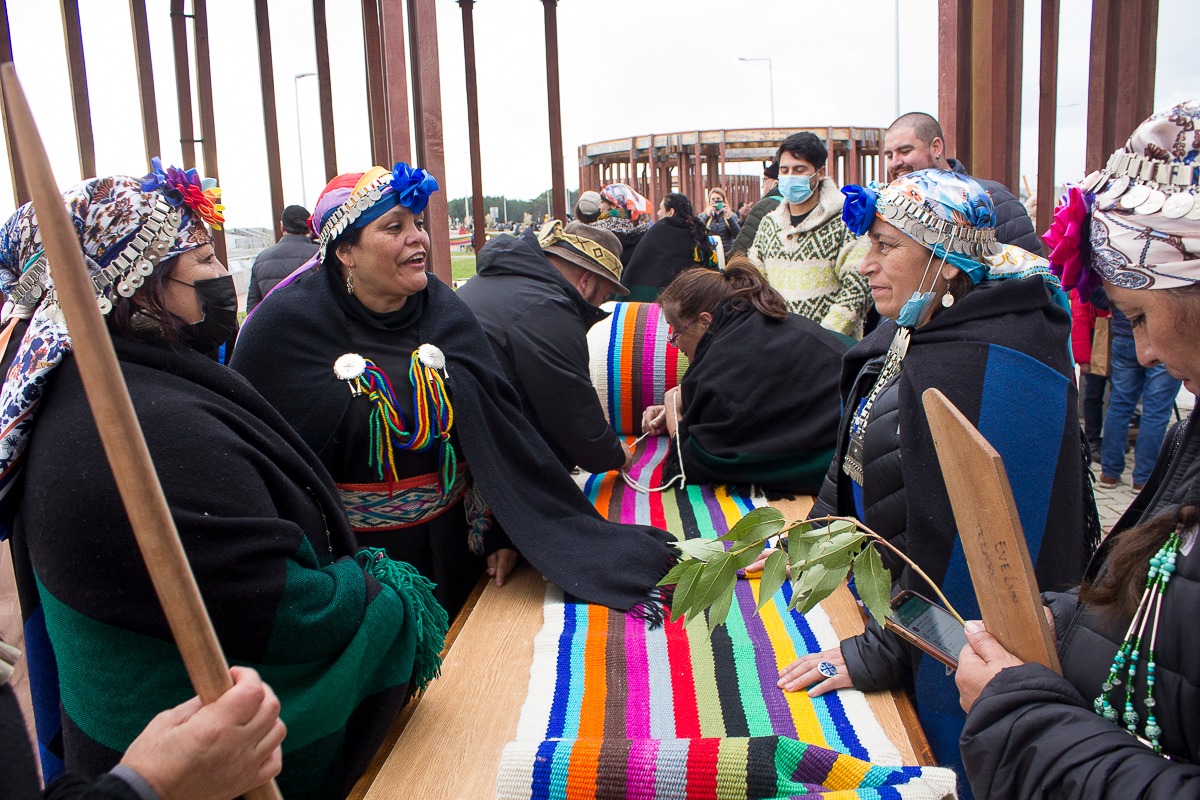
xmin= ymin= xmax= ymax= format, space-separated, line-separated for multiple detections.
xmin=640 ymin=258 xmax=846 ymax=494
xmin=621 ymin=193 xmax=715 ymax=302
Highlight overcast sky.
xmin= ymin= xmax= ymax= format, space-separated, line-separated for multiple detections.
xmin=0 ymin=0 xmax=1195 ymax=229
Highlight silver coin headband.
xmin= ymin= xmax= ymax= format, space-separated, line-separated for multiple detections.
xmin=1079 ymin=150 xmax=1200 ymax=221
xmin=9 ymin=194 xmax=182 ymax=316
xmin=876 ymin=187 xmax=1003 ymax=260
xmin=316 ymin=171 xmax=393 ymax=264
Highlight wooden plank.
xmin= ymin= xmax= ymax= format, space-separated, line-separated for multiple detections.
xmin=459 ymin=0 xmax=485 ymax=252
xmin=360 ymin=0 xmax=387 ymax=167
xmin=937 ymin=0 xmax=971 ymax=167
xmin=1084 ymin=0 xmax=1116 ymax=175
xmin=1 ymin=543 xmax=35 ymax=758
xmin=59 ymin=0 xmax=95 ymax=177
xmin=921 ymin=388 xmax=1060 ymax=672
xmin=406 ymin=0 xmax=450 ymax=285
xmin=254 ymin=0 xmax=284 ymax=241
xmin=1035 ymin=0 xmax=1059 ymax=237
xmin=129 ymin=0 xmax=160 ymax=168
xmin=542 ymin=0 xmax=567 ymax=220
xmin=0 ymin=0 xmax=27 ymax=204
xmin=312 ymin=0 xmax=337 ymax=180
xmin=191 ymin=0 xmax=226 ymax=265
xmin=379 ymin=0 xmax=410 ymax=164
xmin=169 ymin=0 xmax=196 ymax=170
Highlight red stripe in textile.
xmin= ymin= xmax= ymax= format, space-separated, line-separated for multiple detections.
xmin=664 ymin=616 xmax=701 ymax=737
xmin=684 ymin=736 xmax=720 ymax=799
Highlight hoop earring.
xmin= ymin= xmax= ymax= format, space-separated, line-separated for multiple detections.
xmin=346 ymin=269 xmax=355 ymax=296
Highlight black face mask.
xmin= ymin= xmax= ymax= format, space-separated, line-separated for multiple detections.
xmin=176 ymin=275 xmax=239 ymax=355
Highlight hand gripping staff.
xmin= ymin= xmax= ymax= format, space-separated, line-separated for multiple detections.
xmin=0 ymin=64 xmax=284 ymax=800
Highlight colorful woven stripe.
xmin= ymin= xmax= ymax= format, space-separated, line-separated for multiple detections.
xmin=336 ymin=467 xmax=468 ymax=532
xmin=496 ymin=438 xmax=958 ymax=799
xmin=587 ymin=302 xmax=688 ymax=435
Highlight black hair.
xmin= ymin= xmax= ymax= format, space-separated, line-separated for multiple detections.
xmin=887 ymin=112 xmax=945 ymax=146
xmin=776 ymin=132 xmax=826 ymax=171
xmin=107 ymin=252 xmax=193 ymax=342
xmin=663 ymin=193 xmax=713 ymax=266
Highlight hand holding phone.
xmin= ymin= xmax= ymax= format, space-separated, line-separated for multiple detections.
xmin=885 ymin=590 xmax=968 ymax=670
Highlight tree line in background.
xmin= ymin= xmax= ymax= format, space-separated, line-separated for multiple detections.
xmin=447 ymin=188 xmax=580 ymax=226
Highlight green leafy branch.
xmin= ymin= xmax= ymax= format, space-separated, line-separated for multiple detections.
xmin=658 ymin=508 xmax=965 ymax=635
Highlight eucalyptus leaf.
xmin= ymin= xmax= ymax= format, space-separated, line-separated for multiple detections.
xmin=669 ymin=558 xmax=704 ymax=623
xmin=807 ymin=530 xmax=866 ymax=570
xmin=853 ymin=544 xmax=893 ymax=627
xmin=675 ymin=538 xmax=729 ymax=562
xmin=692 ymin=551 xmax=736 ymax=614
xmin=717 ymin=506 xmax=786 ymax=543
xmin=789 ymin=562 xmax=827 ymax=611
xmin=798 ymin=560 xmax=852 ymax=615
xmin=707 ymin=581 xmax=736 ymax=635
xmin=755 ymin=550 xmax=788 ymax=612
xmin=658 ymin=557 xmax=702 ymax=588
xmin=728 ymin=543 xmax=768 ymax=572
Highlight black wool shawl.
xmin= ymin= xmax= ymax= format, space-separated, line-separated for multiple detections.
xmin=673 ymin=302 xmax=847 ymax=494
xmin=620 ymin=216 xmax=712 ymax=302
xmin=232 ymin=268 xmax=677 ymax=615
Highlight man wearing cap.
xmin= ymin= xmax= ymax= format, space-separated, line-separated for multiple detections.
xmin=574 ymin=190 xmax=602 ymax=223
xmin=458 ymin=220 xmax=633 ymax=474
xmin=245 ymin=204 xmax=319 ymax=312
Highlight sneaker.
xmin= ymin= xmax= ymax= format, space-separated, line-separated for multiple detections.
xmin=1097 ymin=474 xmax=1120 ymax=490
xmin=1133 ymin=482 xmax=1146 ymax=492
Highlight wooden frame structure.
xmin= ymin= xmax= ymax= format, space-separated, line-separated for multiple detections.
xmin=578 ymin=127 xmax=887 ymax=213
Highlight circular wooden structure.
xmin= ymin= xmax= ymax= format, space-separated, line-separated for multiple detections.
xmin=578 ymin=126 xmax=887 ymax=210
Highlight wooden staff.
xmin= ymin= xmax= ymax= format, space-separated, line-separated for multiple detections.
xmin=922 ymin=387 xmax=1061 ymax=673
xmin=0 ymin=64 xmax=283 ymax=800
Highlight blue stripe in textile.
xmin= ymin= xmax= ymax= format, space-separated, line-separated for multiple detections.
xmin=529 ymin=739 xmax=559 ymax=800
xmin=547 ymin=738 xmax=570 ymax=800
xmin=654 ymin=738 xmax=691 ymax=798
xmin=643 ymin=616 xmax=677 ymax=739
xmin=606 ymin=304 xmax=626 ymax=427
xmin=562 ymin=602 xmax=588 ymax=739
xmin=546 ymin=602 xmax=577 ymax=739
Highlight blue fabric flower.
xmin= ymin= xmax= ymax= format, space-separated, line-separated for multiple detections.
xmin=840 ymin=184 xmax=878 ymax=236
xmin=391 ymin=163 xmax=439 ymax=215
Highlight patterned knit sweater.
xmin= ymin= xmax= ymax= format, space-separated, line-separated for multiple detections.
xmin=747 ymin=178 xmax=871 ymax=338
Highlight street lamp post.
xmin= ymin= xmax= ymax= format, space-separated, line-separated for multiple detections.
xmin=294 ymin=72 xmax=316 ymax=207
xmin=738 ymin=57 xmax=774 ymax=127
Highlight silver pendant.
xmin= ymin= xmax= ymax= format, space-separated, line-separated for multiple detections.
xmin=1134 ymin=189 xmax=1166 ymax=215
xmin=1080 ymin=170 xmax=1106 ymax=194
xmin=1120 ymin=184 xmax=1151 ymax=210
xmin=1162 ymin=193 xmax=1194 ymax=219
xmin=1187 ymin=198 xmax=1200 ymax=221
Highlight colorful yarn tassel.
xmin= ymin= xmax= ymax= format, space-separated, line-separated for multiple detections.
xmin=358 ymin=548 xmax=449 ymax=693
xmin=351 ymin=353 xmax=457 ymax=492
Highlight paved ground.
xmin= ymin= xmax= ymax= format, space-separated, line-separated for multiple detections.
xmin=1091 ymin=385 xmax=1194 ymax=533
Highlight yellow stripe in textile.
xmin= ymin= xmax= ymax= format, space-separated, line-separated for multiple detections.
xmin=686 ymin=615 xmax=726 ymax=737
xmin=749 ymin=577 xmax=831 ymax=749
xmin=712 ymin=486 xmax=745 ymax=529
xmin=823 ymin=747 xmax=873 ymax=789
xmin=715 ymin=737 xmax=750 ymax=800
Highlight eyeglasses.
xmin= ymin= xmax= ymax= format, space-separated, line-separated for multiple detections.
xmin=666 ymin=319 xmax=697 ymax=347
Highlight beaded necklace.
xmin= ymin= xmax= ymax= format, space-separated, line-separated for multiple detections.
xmin=1093 ymin=531 xmax=1180 ymax=752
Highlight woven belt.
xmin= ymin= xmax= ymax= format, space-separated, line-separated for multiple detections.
xmin=337 ymin=467 xmax=471 ymax=533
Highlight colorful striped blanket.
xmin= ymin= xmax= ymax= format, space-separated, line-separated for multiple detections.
xmin=495 ymin=437 xmax=957 ymax=799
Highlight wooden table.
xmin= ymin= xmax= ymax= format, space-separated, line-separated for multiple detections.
xmin=351 ymin=514 xmax=934 ymax=798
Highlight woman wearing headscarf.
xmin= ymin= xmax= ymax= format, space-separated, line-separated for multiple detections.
xmin=620 ymin=192 xmax=715 ymax=302
xmin=0 ymin=165 xmax=446 ymax=799
xmin=639 ymin=258 xmax=846 ymax=494
xmin=956 ymin=100 xmax=1200 ymax=800
xmin=232 ymin=165 xmax=676 ymax=620
xmin=592 ymin=183 xmax=653 ymax=269
xmin=759 ymin=168 xmax=1094 ymax=794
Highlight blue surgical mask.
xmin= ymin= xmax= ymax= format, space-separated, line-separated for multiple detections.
xmin=778 ymin=174 xmax=815 ymax=205
xmin=895 ymin=290 xmax=938 ymax=328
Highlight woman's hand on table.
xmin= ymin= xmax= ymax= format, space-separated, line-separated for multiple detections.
xmin=778 ymin=647 xmax=852 ymax=697
xmin=641 ymin=405 xmax=667 ymax=436
xmin=955 ymin=620 xmax=1025 ymax=712
xmin=744 ymin=546 xmax=791 ymax=578
xmin=487 ymin=548 xmax=519 ymax=588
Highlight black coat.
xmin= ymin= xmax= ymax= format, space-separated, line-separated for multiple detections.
xmin=245 ymin=233 xmax=318 ymax=312
xmin=947 ymin=158 xmax=1044 ymax=256
xmin=456 ymin=229 xmax=625 ymax=473
xmin=732 ymin=190 xmax=782 ymax=255
xmin=620 ymin=216 xmax=711 ymax=303
xmin=698 ymin=210 xmax=740 ymax=256
xmin=962 ymin=412 xmax=1200 ymax=799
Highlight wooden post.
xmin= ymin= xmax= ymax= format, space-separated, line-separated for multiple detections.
xmin=1035 ymin=0 xmax=1059 ymax=237
xmin=170 ymin=0 xmax=196 ymax=170
xmin=542 ymin=0 xmax=567 ymax=221
xmin=191 ymin=0 xmax=226 ymax=265
xmin=407 ymin=0 xmax=451 ymax=285
xmin=938 ymin=0 xmax=972 ymax=169
xmin=312 ymin=0 xmax=337 ymax=180
xmin=380 ymin=0 xmax=410 ymax=164
xmin=1085 ymin=0 xmax=1158 ymax=173
xmin=360 ymin=0 xmax=387 ymax=167
xmin=60 ymin=0 xmax=95 ymax=178
xmin=969 ymin=0 xmax=1022 ymax=191
xmin=129 ymin=0 xmax=160 ymax=169
xmin=0 ymin=63 xmax=283 ymax=800
xmin=254 ymin=0 xmax=284 ymax=241
xmin=459 ymin=0 xmax=485 ymax=253
xmin=0 ymin=0 xmax=26 ymax=204
xmin=922 ymin=388 xmax=1061 ymax=673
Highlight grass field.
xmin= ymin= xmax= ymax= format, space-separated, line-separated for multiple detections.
xmin=451 ymin=252 xmax=477 ymax=284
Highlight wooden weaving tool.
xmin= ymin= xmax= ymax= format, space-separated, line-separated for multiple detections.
xmin=0 ymin=63 xmax=283 ymax=800
xmin=922 ymin=387 xmax=1061 ymax=673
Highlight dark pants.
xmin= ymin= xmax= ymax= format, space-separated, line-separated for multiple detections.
xmin=1081 ymin=371 xmax=1108 ymax=447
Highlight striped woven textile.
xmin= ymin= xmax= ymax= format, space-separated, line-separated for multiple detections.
xmin=587 ymin=302 xmax=688 ymax=436
xmin=495 ymin=437 xmax=958 ymax=800
xmin=336 ymin=467 xmax=468 ymax=532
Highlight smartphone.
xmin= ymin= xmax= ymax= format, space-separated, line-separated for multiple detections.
xmin=884 ymin=590 xmax=968 ymax=670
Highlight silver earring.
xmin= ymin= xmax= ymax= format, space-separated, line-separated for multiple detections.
xmin=941 ymin=292 xmax=955 ymax=308
xmin=346 ymin=269 xmax=355 ymax=295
